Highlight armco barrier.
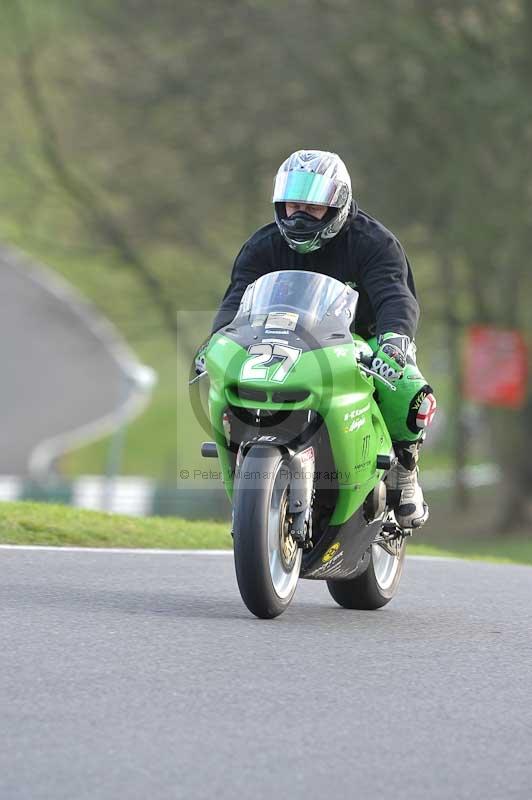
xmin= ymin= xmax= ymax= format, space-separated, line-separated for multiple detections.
xmin=0 ymin=465 xmax=499 ymax=519
xmin=151 ymin=486 xmax=231 ymax=520
xmin=0 ymin=476 xmax=231 ymax=520
xmin=20 ymin=480 xmax=73 ymax=506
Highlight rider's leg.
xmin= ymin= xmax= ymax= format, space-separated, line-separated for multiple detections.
xmin=366 ymin=337 xmax=437 ymax=529
xmin=387 ymin=435 xmax=429 ymax=529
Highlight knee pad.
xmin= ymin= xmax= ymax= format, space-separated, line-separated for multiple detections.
xmin=407 ymin=386 xmax=437 ymax=434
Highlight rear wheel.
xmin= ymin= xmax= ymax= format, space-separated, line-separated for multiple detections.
xmin=327 ymin=515 xmax=406 ymax=610
xmin=233 ymin=446 xmax=302 ymax=619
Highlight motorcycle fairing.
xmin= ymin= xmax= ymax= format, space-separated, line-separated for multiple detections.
xmin=301 ymin=506 xmax=385 ymax=580
xmin=205 ymin=324 xmax=392 ymax=529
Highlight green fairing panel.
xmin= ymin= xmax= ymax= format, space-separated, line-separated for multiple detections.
xmin=206 ymin=334 xmax=244 ymax=498
xmin=205 ymin=332 xmax=392 ymax=524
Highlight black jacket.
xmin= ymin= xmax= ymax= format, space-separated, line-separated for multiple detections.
xmin=211 ymin=206 xmax=420 ymax=340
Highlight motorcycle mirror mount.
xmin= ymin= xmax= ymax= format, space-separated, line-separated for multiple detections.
xmin=188 ymin=370 xmax=208 ymax=386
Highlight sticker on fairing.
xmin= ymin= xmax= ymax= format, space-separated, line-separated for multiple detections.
xmin=343 ymin=404 xmax=370 ymax=421
xmin=240 ymin=342 xmax=301 ymax=383
xmin=265 ymin=311 xmax=299 ymax=330
xmin=322 ymin=542 xmax=341 ymax=563
xmin=344 ymin=416 xmax=365 ymax=433
xmin=300 ymin=446 xmax=314 ymax=463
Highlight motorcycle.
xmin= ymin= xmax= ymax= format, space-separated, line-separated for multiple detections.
xmin=192 ymin=270 xmax=410 ymax=619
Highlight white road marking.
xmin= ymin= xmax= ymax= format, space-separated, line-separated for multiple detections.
xmin=0 ymin=544 xmax=516 ymax=566
xmin=0 ymin=544 xmax=232 ymax=554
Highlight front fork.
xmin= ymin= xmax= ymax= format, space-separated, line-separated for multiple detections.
xmin=285 ymin=445 xmax=315 ymax=547
xmin=236 ymin=436 xmax=316 ymax=548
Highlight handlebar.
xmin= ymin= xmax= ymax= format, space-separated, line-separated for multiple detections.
xmin=356 ymin=353 xmax=397 ymax=392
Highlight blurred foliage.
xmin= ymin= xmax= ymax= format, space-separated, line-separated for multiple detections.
xmin=1 ymin=0 xmax=531 ymax=528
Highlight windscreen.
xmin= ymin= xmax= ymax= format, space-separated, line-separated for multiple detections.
xmin=239 ymin=270 xmax=356 ymax=326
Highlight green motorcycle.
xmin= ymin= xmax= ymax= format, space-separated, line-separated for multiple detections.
xmin=196 ymin=270 xmax=409 ymax=619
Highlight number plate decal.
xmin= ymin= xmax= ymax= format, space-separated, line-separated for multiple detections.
xmin=240 ymin=342 xmax=302 ymax=383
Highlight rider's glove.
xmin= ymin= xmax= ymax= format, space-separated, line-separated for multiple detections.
xmin=194 ymin=340 xmax=209 ymax=376
xmin=371 ymin=332 xmax=410 ymax=383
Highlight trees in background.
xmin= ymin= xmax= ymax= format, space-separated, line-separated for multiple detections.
xmin=2 ymin=0 xmax=530 ymax=526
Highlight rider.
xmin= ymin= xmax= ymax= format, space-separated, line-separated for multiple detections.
xmin=196 ymin=150 xmax=437 ymax=529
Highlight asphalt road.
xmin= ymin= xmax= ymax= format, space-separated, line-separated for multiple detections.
xmin=1 ymin=549 xmax=531 ymax=800
xmin=0 ymin=255 xmax=127 ymax=474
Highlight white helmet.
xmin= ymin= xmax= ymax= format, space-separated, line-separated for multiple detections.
xmin=272 ymin=150 xmax=353 ymax=253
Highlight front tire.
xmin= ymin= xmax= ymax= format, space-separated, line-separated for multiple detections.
xmin=327 ymin=517 xmax=406 ymax=610
xmin=233 ymin=446 xmax=302 ymax=619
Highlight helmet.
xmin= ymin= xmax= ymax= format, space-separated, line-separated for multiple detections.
xmin=272 ymin=150 xmax=353 ymax=254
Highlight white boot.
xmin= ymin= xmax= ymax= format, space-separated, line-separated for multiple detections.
xmin=386 ymin=441 xmax=429 ymax=529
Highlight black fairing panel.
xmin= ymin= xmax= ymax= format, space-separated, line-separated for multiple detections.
xmin=301 ymin=507 xmax=384 ymax=581
xmin=220 ymin=314 xmax=354 ymax=353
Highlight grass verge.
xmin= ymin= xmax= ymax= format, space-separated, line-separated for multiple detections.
xmin=0 ymin=502 xmax=531 ymax=565
xmin=0 ymin=502 xmax=232 ymax=550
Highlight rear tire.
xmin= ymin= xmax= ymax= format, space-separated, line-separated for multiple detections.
xmin=327 ymin=518 xmax=406 ymax=610
xmin=233 ymin=446 xmax=302 ymax=619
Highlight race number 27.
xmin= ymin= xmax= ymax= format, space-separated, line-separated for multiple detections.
xmin=240 ymin=343 xmax=301 ymax=383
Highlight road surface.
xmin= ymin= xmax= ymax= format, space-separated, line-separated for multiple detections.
xmin=0 ymin=549 xmax=530 ymax=799
xmin=0 ymin=251 xmax=136 ymax=474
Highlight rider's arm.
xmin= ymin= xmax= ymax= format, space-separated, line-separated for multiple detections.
xmin=357 ymin=233 xmax=420 ymax=340
xmin=211 ymin=241 xmax=265 ymax=334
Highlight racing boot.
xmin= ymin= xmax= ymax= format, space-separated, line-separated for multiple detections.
xmin=386 ymin=440 xmax=429 ymax=530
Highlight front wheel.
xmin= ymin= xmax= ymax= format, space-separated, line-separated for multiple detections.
xmin=233 ymin=446 xmax=302 ymax=619
xmin=327 ymin=516 xmax=406 ymax=610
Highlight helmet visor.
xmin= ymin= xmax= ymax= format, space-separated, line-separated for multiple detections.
xmin=272 ymin=170 xmax=348 ymax=208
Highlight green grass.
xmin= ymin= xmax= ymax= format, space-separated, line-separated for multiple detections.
xmin=1 ymin=502 xmax=531 ymax=566
xmin=62 ymin=338 xmax=182 ymax=479
xmin=0 ymin=502 xmax=232 ymax=550
xmin=406 ymin=539 xmax=532 ymax=565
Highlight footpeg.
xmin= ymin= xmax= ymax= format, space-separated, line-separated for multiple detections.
xmin=376 ymin=454 xmax=395 ymax=470
xmin=381 ymin=520 xmax=411 ymax=539
xmin=382 ymin=521 xmax=399 ymax=533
